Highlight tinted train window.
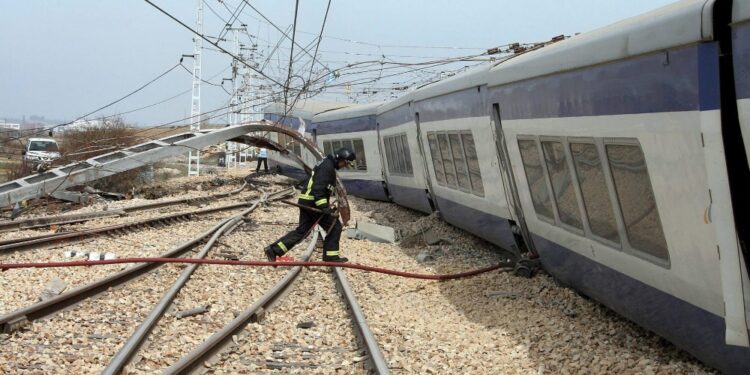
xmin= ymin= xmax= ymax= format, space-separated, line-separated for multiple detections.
xmin=427 ymin=131 xmax=483 ymax=196
xmin=278 ymin=133 xmax=302 ymax=157
xmin=395 ymin=136 xmax=407 ymax=173
xmin=352 ymin=139 xmax=367 ymax=171
xmin=322 ymin=138 xmax=368 ymax=171
xmin=384 ymin=133 xmax=413 ymax=176
xmin=449 ymin=133 xmax=471 ymax=190
xmin=570 ymin=143 xmax=619 ymax=243
xmin=606 ymin=143 xmax=668 ymax=260
xmin=542 ymin=141 xmax=583 ymax=230
xmin=427 ymin=133 xmax=445 ymax=184
xmin=401 ymin=134 xmax=413 ymax=174
xmin=518 ymin=139 xmax=554 ymax=220
xmin=461 ymin=132 xmax=484 ymax=195
xmin=437 ymin=133 xmax=457 ymax=186
xmin=383 ymin=138 xmax=394 ymax=173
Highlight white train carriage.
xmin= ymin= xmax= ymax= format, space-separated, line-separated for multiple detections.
xmin=481 ymin=0 xmax=749 ymax=373
xmin=263 ymin=100 xmax=350 ymax=180
xmin=376 ymin=94 xmax=435 ymax=213
xmin=313 ymin=102 xmax=390 ymax=201
xmin=408 ymin=65 xmax=526 ymax=252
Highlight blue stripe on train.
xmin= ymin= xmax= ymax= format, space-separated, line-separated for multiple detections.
xmin=434 ymin=196 xmax=516 ymax=250
xmin=340 ymin=178 xmax=389 ymax=201
xmin=489 ymin=43 xmax=719 ymax=120
xmin=386 ymin=184 xmax=432 ymax=214
xmin=316 ymin=115 xmax=377 ymax=135
xmin=268 ymin=160 xmax=308 ymax=181
xmin=533 ymin=234 xmax=750 ymax=375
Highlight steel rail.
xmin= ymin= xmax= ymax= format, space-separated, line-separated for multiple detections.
xmin=101 ymin=189 xmax=271 ymax=375
xmin=0 ymin=181 xmax=248 ymax=233
xmin=0 ymin=188 xmax=294 ymax=333
xmin=0 ymin=200 xmax=252 ymax=254
xmin=333 ymin=267 xmax=391 ymax=374
xmin=163 ymin=229 xmax=321 ymax=375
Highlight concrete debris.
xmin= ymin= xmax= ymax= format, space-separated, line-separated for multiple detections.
xmin=348 ymin=221 xmax=396 ymax=243
xmin=216 ymin=252 xmax=239 ymax=261
xmin=175 ymin=305 xmax=210 ymax=319
xmin=416 ymin=251 xmax=435 ymax=264
xmin=422 ymin=227 xmax=450 ymax=246
xmin=296 ymin=321 xmax=316 ymax=329
xmin=39 ymin=277 xmax=68 ymax=301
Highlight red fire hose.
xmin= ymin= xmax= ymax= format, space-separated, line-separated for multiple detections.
xmin=0 ymin=258 xmax=513 ymax=281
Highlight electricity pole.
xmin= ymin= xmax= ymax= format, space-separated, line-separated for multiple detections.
xmin=187 ymin=0 xmax=203 ymax=176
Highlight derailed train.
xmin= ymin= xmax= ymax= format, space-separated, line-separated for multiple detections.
xmin=265 ymin=1 xmax=750 ymax=372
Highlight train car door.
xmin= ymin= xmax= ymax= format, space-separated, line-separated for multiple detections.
xmin=414 ymin=112 xmax=439 ymax=213
xmin=490 ymin=103 xmax=536 ymax=256
xmin=375 ymin=122 xmax=392 ymax=200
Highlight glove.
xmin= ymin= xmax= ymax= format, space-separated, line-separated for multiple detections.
xmin=320 ymin=206 xmax=338 ymax=217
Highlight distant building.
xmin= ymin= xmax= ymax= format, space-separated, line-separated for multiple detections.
xmin=61 ymin=119 xmax=106 ymax=132
xmin=0 ymin=121 xmax=21 ymax=130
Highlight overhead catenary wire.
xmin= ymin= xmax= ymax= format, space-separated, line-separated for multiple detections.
xmin=283 ymin=0 xmax=301 ymax=112
xmin=143 ymin=0 xmax=285 ymax=88
xmin=3 ymin=62 xmax=184 ymax=138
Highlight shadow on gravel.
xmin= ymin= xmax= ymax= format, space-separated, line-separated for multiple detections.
xmin=347 ymin=197 xmax=716 ymax=374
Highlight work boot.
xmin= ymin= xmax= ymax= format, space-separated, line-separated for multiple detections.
xmin=323 ymin=256 xmax=348 ymax=263
xmin=264 ymin=245 xmax=282 ymax=262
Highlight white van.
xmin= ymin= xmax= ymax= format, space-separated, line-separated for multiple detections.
xmin=24 ymin=138 xmax=61 ymax=164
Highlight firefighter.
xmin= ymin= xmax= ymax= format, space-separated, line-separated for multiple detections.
xmin=265 ymin=147 xmax=356 ymax=263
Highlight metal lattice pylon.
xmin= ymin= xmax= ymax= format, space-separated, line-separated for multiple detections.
xmin=187 ymin=0 xmax=203 ymax=176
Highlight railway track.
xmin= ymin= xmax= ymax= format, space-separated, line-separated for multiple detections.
xmin=0 ymin=185 xmax=255 ymax=254
xmin=0 ymin=183 xmax=387 ymax=374
xmin=0 ymin=180 xmax=250 ymax=234
xmin=0 ymin=187 xmax=293 ymax=334
xmin=152 ymin=228 xmax=389 ymax=375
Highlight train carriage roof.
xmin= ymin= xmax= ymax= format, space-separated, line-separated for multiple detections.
xmin=411 ymin=64 xmax=493 ymax=102
xmin=376 ymin=90 xmax=416 ymax=115
xmin=313 ymin=102 xmax=382 ymax=123
xmin=487 ymin=0 xmax=715 ymax=87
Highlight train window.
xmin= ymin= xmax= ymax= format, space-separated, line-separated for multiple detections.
xmin=542 ymin=141 xmax=583 ymax=230
xmin=323 ymin=138 xmax=367 ymax=171
xmin=570 ymin=142 xmax=620 ymax=243
xmin=341 ymin=139 xmax=353 ymax=153
xmin=352 ymin=139 xmax=367 ymax=171
xmin=392 ymin=136 xmax=403 ymax=173
xmin=383 ymin=138 xmax=395 ymax=173
xmin=383 ymin=133 xmax=413 ymax=176
xmin=449 ymin=133 xmax=471 ymax=190
xmin=438 ymin=133 xmax=457 ymax=186
xmin=394 ymin=135 xmax=406 ymax=173
xmin=606 ymin=142 xmax=669 ymax=260
xmin=427 ymin=133 xmax=445 ymax=184
xmin=461 ymin=132 xmax=484 ymax=195
xmin=518 ymin=139 xmax=554 ymax=221
xmin=278 ymin=133 xmax=301 ymax=157
xmin=400 ymin=134 xmax=413 ymax=174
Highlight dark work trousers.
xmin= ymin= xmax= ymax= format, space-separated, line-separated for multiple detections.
xmin=256 ymin=157 xmax=268 ymax=172
xmin=272 ymin=199 xmax=342 ymax=258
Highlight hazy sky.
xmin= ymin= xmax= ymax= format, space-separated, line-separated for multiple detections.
xmin=0 ymin=0 xmax=675 ymax=126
